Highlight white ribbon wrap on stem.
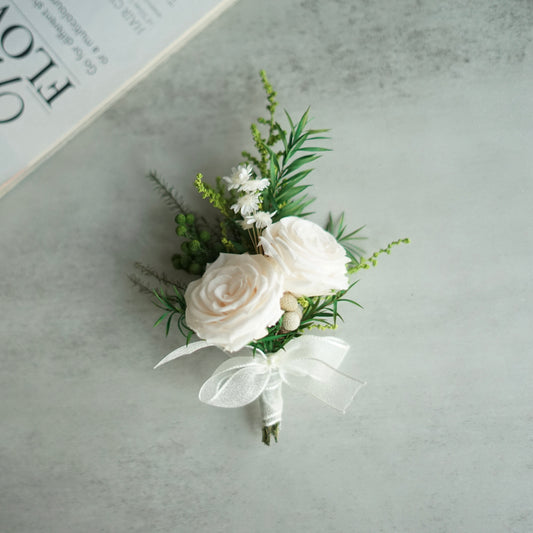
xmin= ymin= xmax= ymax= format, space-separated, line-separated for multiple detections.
xmin=258 ymin=371 xmax=283 ymax=427
xmin=154 ymin=335 xmax=366 ymax=426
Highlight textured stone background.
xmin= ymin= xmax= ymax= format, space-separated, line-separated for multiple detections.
xmin=1 ymin=1 xmax=532 ymax=532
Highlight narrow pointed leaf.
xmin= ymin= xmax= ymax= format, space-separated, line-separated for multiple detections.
xmin=284 ymin=154 xmax=320 ymax=176
xmin=294 ymin=108 xmax=310 ymax=139
xmin=297 ymin=147 xmax=331 ymax=152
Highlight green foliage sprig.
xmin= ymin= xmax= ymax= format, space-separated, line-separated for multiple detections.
xmin=241 ymin=71 xmax=330 ymax=221
xmin=129 ymin=262 xmax=186 ymax=293
xmin=242 ymin=70 xmax=281 ymax=176
xmin=129 ymin=263 xmax=191 ymax=338
xmin=326 ymin=213 xmax=365 ymax=263
xmin=171 ymin=212 xmax=221 ymax=276
xmin=260 ymin=108 xmax=330 ymax=220
xmin=147 ymin=171 xmax=188 ymax=213
xmin=349 ymin=238 xmax=410 ymax=274
xmin=194 ymin=173 xmax=232 ymax=217
xmin=153 ymin=286 xmax=193 ymax=340
xmin=258 ymin=69 xmax=280 ymax=147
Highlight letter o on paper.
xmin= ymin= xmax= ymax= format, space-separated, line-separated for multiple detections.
xmin=0 ymin=91 xmax=24 ymax=123
xmin=1 ymin=25 xmax=34 ymax=58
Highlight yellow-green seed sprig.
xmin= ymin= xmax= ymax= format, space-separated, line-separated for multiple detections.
xmin=348 ymin=238 xmax=410 ymax=274
xmin=194 ymin=173 xmax=231 ymax=216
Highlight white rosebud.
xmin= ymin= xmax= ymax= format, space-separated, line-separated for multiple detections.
xmin=260 ymin=216 xmax=349 ymax=297
xmin=282 ymin=311 xmax=300 ymax=331
xmin=185 ymin=253 xmax=284 ymax=352
xmin=280 ymin=292 xmax=299 ymax=312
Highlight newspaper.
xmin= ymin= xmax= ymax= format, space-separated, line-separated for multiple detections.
xmin=0 ymin=0 xmax=236 ymax=197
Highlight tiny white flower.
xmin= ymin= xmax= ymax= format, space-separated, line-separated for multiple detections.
xmin=231 ymin=192 xmax=260 ymax=216
xmin=222 ymin=164 xmax=252 ymax=190
xmin=245 ymin=210 xmax=276 ymax=229
xmin=240 ymin=178 xmax=269 ymax=193
xmin=238 ymin=219 xmax=254 ymax=230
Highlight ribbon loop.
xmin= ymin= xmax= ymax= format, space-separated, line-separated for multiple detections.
xmin=153 ymin=340 xmax=213 ymax=369
xmin=281 ymin=357 xmax=366 ymax=412
xmin=198 ymin=356 xmax=271 ymax=408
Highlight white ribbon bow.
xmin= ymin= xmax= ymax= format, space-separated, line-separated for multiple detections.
xmin=155 ymin=335 xmax=366 ymax=425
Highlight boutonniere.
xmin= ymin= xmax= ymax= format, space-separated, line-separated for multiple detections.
xmin=131 ymin=71 xmax=409 ymax=445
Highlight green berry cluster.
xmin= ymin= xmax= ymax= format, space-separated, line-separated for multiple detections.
xmin=172 ymin=213 xmax=221 ymax=275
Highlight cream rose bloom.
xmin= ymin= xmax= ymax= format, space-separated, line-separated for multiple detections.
xmin=185 ymin=253 xmax=284 ymax=352
xmin=259 ymin=216 xmax=349 ymax=296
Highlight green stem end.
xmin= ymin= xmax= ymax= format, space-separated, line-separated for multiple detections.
xmin=262 ymin=423 xmax=280 ymax=446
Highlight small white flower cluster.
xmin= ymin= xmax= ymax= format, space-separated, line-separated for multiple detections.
xmin=223 ymin=164 xmax=275 ymax=230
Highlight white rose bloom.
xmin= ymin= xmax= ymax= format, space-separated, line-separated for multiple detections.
xmin=259 ymin=216 xmax=349 ymax=296
xmin=185 ymin=253 xmax=284 ymax=352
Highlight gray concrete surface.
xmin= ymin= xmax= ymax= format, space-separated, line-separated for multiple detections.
xmin=1 ymin=1 xmax=532 ymax=531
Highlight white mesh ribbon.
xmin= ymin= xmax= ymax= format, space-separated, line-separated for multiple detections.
xmin=154 ymin=335 xmax=366 ymax=426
